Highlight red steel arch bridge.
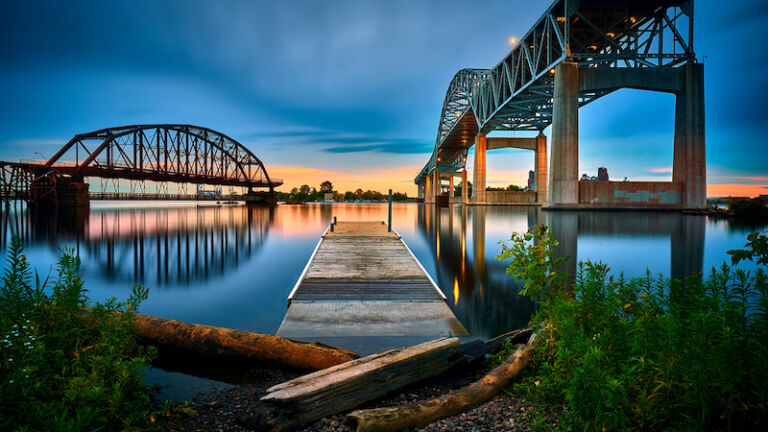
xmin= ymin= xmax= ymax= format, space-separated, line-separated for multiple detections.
xmin=0 ymin=124 xmax=282 ymax=207
xmin=417 ymin=0 xmax=705 ymax=210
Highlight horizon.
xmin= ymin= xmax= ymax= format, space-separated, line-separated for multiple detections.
xmin=1 ymin=0 xmax=767 ymax=197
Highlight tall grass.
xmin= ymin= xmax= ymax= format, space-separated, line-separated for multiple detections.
xmin=0 ymin=236 xmax=155 ymax=431
xmin=498 ymin=227 xmax=768 ymax=431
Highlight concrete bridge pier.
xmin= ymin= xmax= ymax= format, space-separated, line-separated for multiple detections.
xmin=471 ymin=134 xmax=487 ymax=204
xmin=535 ymin=133 xmax=548 ymax=204
xmin=546 ymin=61 xmax=706 ymax=210
xmin=673 ymin=63 xmax=706 ymax=209
xmin=547 ymin=61 xmax=580 ymax=208
xmin=243 ymin=188 xmax=278 ymax=206
xmin=31 ymin=179 xmax=90 ymax=208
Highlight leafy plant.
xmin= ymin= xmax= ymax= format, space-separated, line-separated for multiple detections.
xmin=499 ymin=225 xmax=768 ymax=431
xmin=0 ymin=236 xmax=156 ymax=431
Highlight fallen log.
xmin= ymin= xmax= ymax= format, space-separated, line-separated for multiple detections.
xmin=131 ymin=313 xmax=359 ymax=371
xmin=345 ymin=331 xmax=540 ymax=432
xmin=240 ymin=337 xmax=464 ymax=431
xmin=239 ymin=328 xmax=533 ymax=431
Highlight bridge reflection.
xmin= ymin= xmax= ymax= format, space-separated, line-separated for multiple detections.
xmin=0 ymin=203 xmax=274 ymax=287
xmin=417 ymin=206 xmax=706 ymax=339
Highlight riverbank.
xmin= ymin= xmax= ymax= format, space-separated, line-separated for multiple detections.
xmin=157 ymin=360 xmax=562 ymax=431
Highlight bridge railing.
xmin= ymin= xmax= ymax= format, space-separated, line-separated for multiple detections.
xmin=89 ymin=192 xmax=249 ymax=201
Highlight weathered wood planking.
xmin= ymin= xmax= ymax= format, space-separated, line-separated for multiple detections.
xmin=247 ymin=338 xmax=464 ymax=431
xmin=278 ymin=221 xmax=467 ymax=339
xmin=324 ymin=221 xmax=400 ymax=238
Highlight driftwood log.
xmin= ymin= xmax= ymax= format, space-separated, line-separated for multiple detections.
xmin=345 ymin=331 xmax=540 ymax=432
xmin=240 ymin=337 xmax=464 ymax=431
xmin=132 ymin=313 xmax=359 ymax=371
xmin=239 ymin=328 xmax=534 ymax=432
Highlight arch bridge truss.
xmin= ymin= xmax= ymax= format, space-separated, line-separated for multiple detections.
xmin=1 ymin=124 xmax=281 ymax=203
xmin=416 ymin=0 xmax=695 ymax=183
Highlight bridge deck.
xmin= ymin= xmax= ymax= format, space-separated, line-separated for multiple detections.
xmin=277 ymin=222 xmax=467 ymax=343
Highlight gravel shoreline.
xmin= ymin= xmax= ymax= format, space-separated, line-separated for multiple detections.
xmin=158 ymin=361 xmax=562 ymax=431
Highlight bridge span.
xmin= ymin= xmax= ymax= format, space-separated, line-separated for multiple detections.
xmin=0 ymin=124 xmax=282 ymax=207
xmin=416 ymin=0 xmax=705 ymax=210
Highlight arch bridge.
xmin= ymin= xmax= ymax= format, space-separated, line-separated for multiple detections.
xmin=0 ymin=124 xmax=282 ymax=207
xmin=417 ymin=0 xmax=704 ymax=210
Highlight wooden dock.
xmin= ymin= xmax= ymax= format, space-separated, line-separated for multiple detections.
xmin=277 ymin=222 xmax=467 ymax=343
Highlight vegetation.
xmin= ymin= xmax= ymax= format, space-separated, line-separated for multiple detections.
xmin=496 ymin=226 xmax=768 ymax=431
xmin=728 ymin=198 xmax=768 ymax=221
xmin=486 ymin=184 xmax=525 ymax=192
xmin=0 ymin=236 xmax=156 ymax=431
xmin=279 ymin=181 xmax=410 ymax=203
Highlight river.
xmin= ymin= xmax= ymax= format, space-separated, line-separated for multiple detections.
xmin=1 ymin=201 xmax=765 ymax=400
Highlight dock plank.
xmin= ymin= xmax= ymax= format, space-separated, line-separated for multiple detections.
xmin=278 ymin=221 xmax=467 ymax=339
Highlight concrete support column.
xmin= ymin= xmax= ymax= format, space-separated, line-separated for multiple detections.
xmin=432 ymin=169 xmax=440 ymax=201
xmin=548 ymin=62 xmax=579 ymax=207
xmin=461 ymin=169 xmax=468 ymax=204
xmin=417 ymin=181 xmax=425 ymax=200
xmin=472 ymin=134 xmax=487 ymax=203
xmin=449 ymin=176 xmax=454 ymax=198
xmin=672 ymin=63 xmax=706 ymax=209
xmin=535 ymin=132 xmax=548 ymax=204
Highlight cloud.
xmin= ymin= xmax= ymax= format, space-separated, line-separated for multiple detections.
xmin=324 ymin=138 xmax=432 ymax=154
xmin=649 ymin=167 xmax=673 ymax=173
xmin=731 ymin=176 xmax=768 ymax=182
xmin=245 ymin=126 xmax=433 ymax=154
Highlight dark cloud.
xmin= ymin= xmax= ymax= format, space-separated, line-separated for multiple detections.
xmin=324 ymin=138 xmax=432 ymax=154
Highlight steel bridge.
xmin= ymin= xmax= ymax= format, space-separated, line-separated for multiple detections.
xmin=0 ymin=124 xmax=282 ymax=207
xmin=416 ymin=0 xmax=705 ymax=210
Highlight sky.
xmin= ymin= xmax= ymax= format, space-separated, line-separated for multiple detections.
xmin=1 ymin=0 xmax=767 ymax=196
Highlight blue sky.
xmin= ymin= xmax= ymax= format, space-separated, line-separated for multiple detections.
xmin=1 ymin=0 xmax=767 ymax=195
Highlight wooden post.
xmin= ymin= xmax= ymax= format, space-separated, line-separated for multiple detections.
xmin=387 ymin=189 xmax=393 ymax=231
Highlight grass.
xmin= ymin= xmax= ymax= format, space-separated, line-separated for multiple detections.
xmin=496 ymin=226 xmax=768 ymax=431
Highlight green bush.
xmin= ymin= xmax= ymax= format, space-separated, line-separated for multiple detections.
xmin=728 ymin=198 xmax=768 ymax=220
xmin=0 ymin=236 xmax=155 ymax=431
xmin=498 ymin=227 xmax=768 ymax=431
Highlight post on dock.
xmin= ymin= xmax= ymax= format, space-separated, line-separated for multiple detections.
xmin=387 ymin=189 xmax=392 ymax=232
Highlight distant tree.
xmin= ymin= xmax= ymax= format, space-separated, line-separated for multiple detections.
xmin=320 ymin=181 xmax=333 ymax=192
xmin=291 ymin=187 xmax=299 ymax=194
xmin=299 ymin=184 xmax=311 ymax=195
xmin=355 ymin=188 xmax=364 ymax=199
xmin=392 ymin=192 xmax=408 ymax=202
xmin=344 ymin=191 xmax=357 ymax=202
xmin=506 ymin=185 xmax=523 ymax=191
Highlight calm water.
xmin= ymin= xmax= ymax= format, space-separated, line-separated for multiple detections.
xmin=1 ymin=201 xmax=765 ymax=399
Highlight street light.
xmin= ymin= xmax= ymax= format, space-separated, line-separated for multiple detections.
xmin=508 ymin=36 xmax=518 ymax=46
xmin=34 ymin=152 xmax=46 ymax=161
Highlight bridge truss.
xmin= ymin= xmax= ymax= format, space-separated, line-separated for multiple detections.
xmin=0 ymin=124 xmax=282 ymax=204
xmin=416 ymin=0 xmax=695 ymax=183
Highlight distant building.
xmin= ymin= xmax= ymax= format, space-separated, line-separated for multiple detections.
xmin=758 ymin=195 xmax=768 ymax=204
xmin=527 ymin=170 xmax=535 ymax=190
xmin=323 ymin=192 xmax=335 ymax=202
xmin=581 ymin=167 xmax=610 ymax=182
xmin=597 ymin=167 xmax=609 ymax=181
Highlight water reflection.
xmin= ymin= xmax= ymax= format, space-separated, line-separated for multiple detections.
xmin=544 ymin=211 xmax=706 ymax=282
xmin=416 ymin=205 xmax=738 ymax=340
xmin=0 ymin=202 xmax=274 ymax=287
xmin=418 ymin=205 xmax=536 ymax=340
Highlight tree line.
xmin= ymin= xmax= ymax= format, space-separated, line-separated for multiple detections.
xmin=278 ymin=181 xmax=410 ymax=203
